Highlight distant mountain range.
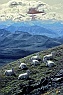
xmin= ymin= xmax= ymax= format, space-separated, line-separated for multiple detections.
xmin=0 ymin=29 xmax=62 ymax=63
xmin=0 ymin=20 xmax=63 ymax=65
xmin=0 ymin=20 xmax=62 ymax=38
xmin=5 ymin=25 xmax=58 ymax=38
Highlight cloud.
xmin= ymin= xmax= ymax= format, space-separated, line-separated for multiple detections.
xmin=0 ymin=0 xmax=63 ymax=21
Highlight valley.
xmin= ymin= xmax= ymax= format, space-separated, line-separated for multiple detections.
xmin=0 ymin=28 xmax=62 ymax=66
xmin=0 ymin=20 xmax=63 ymax=66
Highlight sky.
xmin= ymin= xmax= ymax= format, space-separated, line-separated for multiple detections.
xmin=0 ymin=0 xmax=63 ymax=13
xmin=0 ymin=0 xmax=9 ymax=4
xmin=0 ymin=0 xmax=63 ymax=21
xmin=0 ymin=0 xmax=63 ymax=5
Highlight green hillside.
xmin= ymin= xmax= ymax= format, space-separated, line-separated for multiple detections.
xmin=0 ymin=45 xmax=63 ymax=95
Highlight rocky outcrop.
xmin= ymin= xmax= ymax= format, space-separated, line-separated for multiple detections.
xmin=15 ymin=69 xmax=63 ymax=95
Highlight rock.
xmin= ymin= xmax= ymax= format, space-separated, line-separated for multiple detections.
xmin=55 ymin=69 xmax=63 ymax=77
xmin=55 ymin=73 xmax=63 ymax=77
xmin=28 ymin=79 xmax=35 ymax=85
xmin=51 ymin=77 xmax=63 ymax=82
xmin=59 ymin=69 xmax=63 ymax=74
xmin=40 ymin=77 xmax=50 ymax=86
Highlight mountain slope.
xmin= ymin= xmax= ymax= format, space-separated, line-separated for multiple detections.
xmin=0 ymin=45 xmax=63 ymax=95
xmin=5 ymin=25 xmax=58 ymax=37
xmin=4 ymin=20 xmax=63 ymax=38
xmin=0 ymin=29 xmax=61 ymax=64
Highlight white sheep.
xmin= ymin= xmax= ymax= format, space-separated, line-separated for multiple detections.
xmin=46 ymin=60 xmax=55 ymax=67
xmin=19 ymin=63 xmax=27 ymax=70
xmin=43 ymin=52 xmax=55 ymax=62
xmin=31 ymin=53 xmax=41 ymax=61
xmin=4 ymin=68 xmax=15 ymax=76
xmin=31 ymin=59 xmax=40 ymax=66
xmin=18 ymin=70 xmax=30 ymax=80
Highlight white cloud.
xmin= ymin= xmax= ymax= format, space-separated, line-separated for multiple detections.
xmin=0 ymin=0 xmax=63 ymax=21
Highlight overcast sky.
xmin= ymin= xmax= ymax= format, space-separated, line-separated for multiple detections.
xmin=0 ymin=0 xmax=63 ymax=6
xmin=0 ymin=0 xmax=9 ymax=4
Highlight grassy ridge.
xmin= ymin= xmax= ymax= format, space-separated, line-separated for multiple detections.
xmin=0 ymin=45 xmax=63 ymax=95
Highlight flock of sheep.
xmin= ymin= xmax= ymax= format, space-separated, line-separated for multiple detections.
xmin=4 ymin=51 xmax=55 ymax=80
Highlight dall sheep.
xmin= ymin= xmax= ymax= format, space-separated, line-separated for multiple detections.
xmin=43 ymin=51 xmax=55 ymax=62
xmin=18 ymin=70 xmax=30 ymax=80
xmin=31 ymin=53 xmax=41 ymax=61
xmin=19 ymin=63 xmax=27 ymax=70
xmin=31 ymin=60 xmax=40 ymax=66
xmin=46 ymin=60 xmax=55 ymax=67
xmin=4 ymin=68 xmax=15 ymax=76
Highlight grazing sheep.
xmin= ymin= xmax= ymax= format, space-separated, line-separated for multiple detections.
xmin=19 ymin=63 xmax=27 ymax=70
xmin=43 ymin=51 xmax=55 ymax=62
xmin=4 ymin=68 xmax=15 ymax=76
xmin=46 ymin=60 xmax=55 ymax=67
xmin=18 ymin=70 xmax=30 ymax=80
xmin=31 ymin=60 xmax=40 ymax=66
xmin=31 ymin=53 xmax=41 ymax=61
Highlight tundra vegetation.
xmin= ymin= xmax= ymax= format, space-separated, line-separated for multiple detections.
xmin=0 ymin=45 xmax=63 ymax=95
